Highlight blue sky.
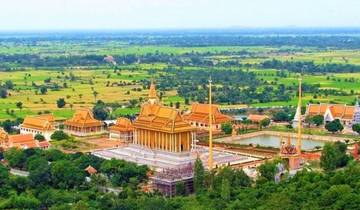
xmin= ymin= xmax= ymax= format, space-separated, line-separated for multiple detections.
xmin=0 ymin=0 xmax=359 ymax=30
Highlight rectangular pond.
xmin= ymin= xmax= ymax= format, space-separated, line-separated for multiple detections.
xmin=234 ymin=135 xmax=326 ymax=150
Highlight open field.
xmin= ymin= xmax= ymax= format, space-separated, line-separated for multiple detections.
xmin=0 ymin=69 xmax=180 ymax=120
xmin=1 ymin=37 xmax=360 ymax=121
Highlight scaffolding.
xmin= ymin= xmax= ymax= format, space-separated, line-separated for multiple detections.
xmin=151 ymin=163 xmax=194 ymax=197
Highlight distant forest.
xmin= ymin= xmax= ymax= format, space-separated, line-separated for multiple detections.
xmin=1 ymin=28 xmax=360 ymax=48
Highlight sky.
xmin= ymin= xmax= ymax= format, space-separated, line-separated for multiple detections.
xmin=0 ymin=0 xmax=359 ymax=30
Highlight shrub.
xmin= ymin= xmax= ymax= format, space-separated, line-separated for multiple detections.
xmin=50 ymin=131 xmax=69 ymax=141
xmin=34 ymin=134 xmax=45 ymax=141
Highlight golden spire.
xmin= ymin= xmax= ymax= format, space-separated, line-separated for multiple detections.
xmin=296 ymin=76 xmax=302 ymax=155
xmin=148 ymin=80 xmax=158 ymax=99
xmin=208 ymin=77 xmax=213 ymax=170
xmin=148 ymin=80 xmax=159 ymax=105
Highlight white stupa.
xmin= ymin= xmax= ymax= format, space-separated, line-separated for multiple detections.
xmin=352 ymin=98 xmax=360 ymax=126
xmin=292 ymin=105 xmax=301 ymax=128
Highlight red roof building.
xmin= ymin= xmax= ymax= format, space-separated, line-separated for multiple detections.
xmin=306 ymin=104 xmax=355 ymax=125
xmin=64 ymin=109 xmax=104 ymax=137
xmin=109 ymin=118 xmax=134 ymax=142
xmin=85 ymin=165 xmax=97 ymax=175
xmin=20 ymin=114 xmax=56 ymax=141
xmin=183 ymin=103 xmax=233 ymax=131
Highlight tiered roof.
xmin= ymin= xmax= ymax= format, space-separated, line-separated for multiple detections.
xmin=8 ymin=134 xmax=38 ymax=149
xmin=133 ymin=81 xmax=194 ymax=133
xmin=64 ymin=109 xmax=102 ymax=128
xmin=307 ymin=104 xmax=355 ymax=120
xmin=183 ymin=103 xmax=233 ymax=124
xmin=109 ymin=118 xmax=133 ymax=132
xmin=133 ymin=103 xmax=195 ymax=133
xmin=21 ymin=114 xmax=55 ymax=131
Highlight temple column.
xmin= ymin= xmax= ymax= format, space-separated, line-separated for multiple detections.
xmin=169 ymin=134 xmax=172 ymax=152
xmin=171 ymin=134 xmax=174 ymax=152
xmin=154 ymin=132 xmax=157 ymax=149
xmin=167 ymin=133 xmax=170 ymax=151
xmin=156 ymin=132 xmax=159 ymax=149
xmin=187 ymin=132 xmax=190 ymax=151
xmin=142 ymin=130 xmax=145 ymax=147
xmin=144 ymin=130 xmax=147 ymax=147
xmin=175 ymin=134 xmax=178 ymax=152
xmin=162 ymin=133 xmax=165 ymax=150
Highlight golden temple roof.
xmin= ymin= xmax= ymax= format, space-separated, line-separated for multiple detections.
xmin=133 ymin=103 xmax=195 ymax=133
xmin=183 ymin=103 xmax=233 ymax=124
xmin=21 ymin=114 xmax=55 ymax=131
xmin=64 ymin=109 xmax=102 ymax=128
xmin=109 ymin=117 xmax=133 ymax=132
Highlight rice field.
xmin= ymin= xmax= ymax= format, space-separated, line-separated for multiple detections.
xmin=0 ymin=45 xmax=359 ymax=121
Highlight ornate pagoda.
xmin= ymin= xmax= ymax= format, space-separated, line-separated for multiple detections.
xmin=132 ymin=81 xmax=196 ymax=152
xmin=183 ymin=103 xmax=233 ymax=131
xmin=280 ymin=77 xmax=302 ymax=170
xmin=109 ymin=117 xmax=134 ymax=142
xmin=20 ymin=114 xmax=55 ymax=140
xmin=64 ymin=109 xmax=104 ymax=137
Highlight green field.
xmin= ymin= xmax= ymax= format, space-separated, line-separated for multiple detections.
xmin=1 ymin=43 xmax=360 ymax=121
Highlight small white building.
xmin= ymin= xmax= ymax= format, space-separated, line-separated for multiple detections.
xmin=20 ymin=114 xmax=56 ymax=141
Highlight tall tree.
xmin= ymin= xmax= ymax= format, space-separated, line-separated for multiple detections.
xmin=56 ymin=98 xmax=66 ymax=108
xmin=193 ymin=157 xmax=205 ymax=193
xmin=16 ymin=102 xmax=23 ymax=111
xmin=320 ymin=143 xmax=338 ymax=172
xmin=92 ymin=100 xmax=109 ymax=120
xmin=221 ymin=178 xmax=231 ymax=200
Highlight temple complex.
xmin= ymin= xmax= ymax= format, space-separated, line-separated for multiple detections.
xmin=109 ymin=117 xmax=134 ymax=142
xmin=94 ymin=82 xmax=257 ymax=171
xmin=20 ymin=114 xmax=56 ymax=140
xmin=305 ymin=103 xmax=355 ymax=125
xmin=64 ymin=109 xmax=104 ymax=137
xmin=183 ymin=103 xmax=233 ymax=131
xmin=132 ymin=82 xmax=196 ymax=152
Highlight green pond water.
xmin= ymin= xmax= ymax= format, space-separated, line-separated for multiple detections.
xmin=236 ymin=135 xmax=326 ymax=150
